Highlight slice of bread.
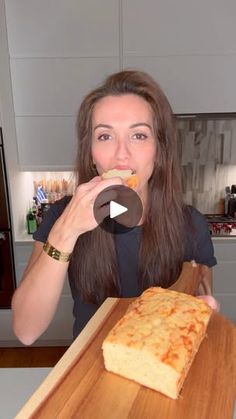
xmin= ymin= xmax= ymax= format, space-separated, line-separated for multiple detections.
xmin=102 ymin=169 xmax=138 ymax=188
xmin=102 ymin=287 xmax=212 ymax=399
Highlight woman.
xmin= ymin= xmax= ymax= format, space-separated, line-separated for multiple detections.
xmin=12 ymin=70 xmax=217 ymax=345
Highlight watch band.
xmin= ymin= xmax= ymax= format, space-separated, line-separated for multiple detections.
xmin=43 ymin=241 xmax=71 ymax=262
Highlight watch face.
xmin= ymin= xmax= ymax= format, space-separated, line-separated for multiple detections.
xmin=43 ymin=241 xmax=71 ymax=262
xmin=51 ymin=248 xmax=59 ymax=259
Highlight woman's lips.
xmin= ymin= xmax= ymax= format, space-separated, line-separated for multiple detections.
xmin=113 ymin=166 xmax=136 ymax=174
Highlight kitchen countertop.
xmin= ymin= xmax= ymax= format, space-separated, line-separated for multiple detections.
xmin=15 ymin=231 xmax=236 ymax=244
xmin=0 ymin=368 xmax=51 ymax=419
xmin=212 ymin=235 xmax=236 ymax=242
xmin=4 ymin=364 xmax=235 ymax=419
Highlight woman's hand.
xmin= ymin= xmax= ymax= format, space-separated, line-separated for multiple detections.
xmin=196 ymin=268 xmax=220 ymax=311
xmin=197 ymin=295 xmax=220 ymax=312
xmin=48 ymin=175 xmax=124 ymax=253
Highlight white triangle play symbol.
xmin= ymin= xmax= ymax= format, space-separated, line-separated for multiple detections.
xmin=110 ymin=200 xmax=128 ymax=218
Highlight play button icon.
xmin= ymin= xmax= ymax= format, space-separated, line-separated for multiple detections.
xmin=93 ymin=185 xmax=143 ymax=233
xmin=110 ymin=201 xmax=128 ymax=218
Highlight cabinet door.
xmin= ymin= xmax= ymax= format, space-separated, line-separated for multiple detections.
xmin=12 ymin=58 xmax=119 ymax=170
xmin=5 ymin=0 xmax=119 ymax=57
xmin=212 ymin=241 xmax=236 ymax=323
xmin=123 ymin=0 xmax=236 ymax=56
xmin=122 ymin=0 xmax=236 ymax=113
xmin=123 ymin=56 xmax=236 ymax=113
xmin=5 ymin=0 xmax=120 ymax=169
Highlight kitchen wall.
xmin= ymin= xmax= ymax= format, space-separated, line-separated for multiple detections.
xmin=176 ymin=116 xmax=236 ymax=213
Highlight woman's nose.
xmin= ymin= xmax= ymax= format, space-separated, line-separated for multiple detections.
xmin=115 ymin=140 xmax=131 ymax=160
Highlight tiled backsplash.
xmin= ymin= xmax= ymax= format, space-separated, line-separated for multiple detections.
xmin=176 ymin=114 xmax=236 ymax=214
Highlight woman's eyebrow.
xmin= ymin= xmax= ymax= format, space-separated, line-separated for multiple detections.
xmin=93 ymin=122 xmax=153 ymax=131
xmin=130 ymin=122 xmax=152 ymax=130
xmin=93 ymin=123 xmax=113 ymax=131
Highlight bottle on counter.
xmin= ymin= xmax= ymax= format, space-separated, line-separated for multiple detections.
xmin=225 ymin=186 xmax=231 ymax=215
xmin=26 ymin=204 xmax=37 ymax=234
xmin=41 ymin=198 xmax=51 ymax=220
xmin=228 ymin=186 xmax=236 ymax=218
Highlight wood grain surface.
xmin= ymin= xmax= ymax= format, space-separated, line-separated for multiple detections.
xmin=17 ymin=298 xmax=236 ymax=419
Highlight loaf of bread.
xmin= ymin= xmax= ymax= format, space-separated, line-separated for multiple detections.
xmin=102 ymin=169 xmax=138 ymax=188
xmin=102 ymin=287 xmax=212 ymax=399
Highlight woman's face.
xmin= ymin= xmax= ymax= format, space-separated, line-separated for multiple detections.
xmin=91 ymin=94 xmax=156 ymax=198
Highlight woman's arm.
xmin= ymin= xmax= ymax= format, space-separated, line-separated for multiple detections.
xmin=12 ymin=176 xmax=124 ymax=345
xmin=12 ymin=241 xmax=69 ymax=345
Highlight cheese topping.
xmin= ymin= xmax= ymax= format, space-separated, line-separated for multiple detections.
xmin=104 ymin=287 xmax=212 ymax=373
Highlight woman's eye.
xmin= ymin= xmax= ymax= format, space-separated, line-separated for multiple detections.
xmin=133 ymin=133 xmax=148 ymax=140
xmin=97 ymin=133 xmax=111 ymax=141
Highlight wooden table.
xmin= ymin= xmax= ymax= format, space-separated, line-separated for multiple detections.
xmin=16 ymin=298 xmax=236 ymax=419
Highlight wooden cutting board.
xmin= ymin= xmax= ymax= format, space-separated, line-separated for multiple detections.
xmin=16 ymin=298 xmax=236 ymax=419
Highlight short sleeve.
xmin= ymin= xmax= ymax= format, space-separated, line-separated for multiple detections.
xmin=33 ymin=196 xmax=71 ymax=243
xmin=184 ymin=206 xmax=217 ymax=268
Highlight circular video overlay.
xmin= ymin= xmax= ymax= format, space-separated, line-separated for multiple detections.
xmin=93 ymin=185 xmax=143 ymax=233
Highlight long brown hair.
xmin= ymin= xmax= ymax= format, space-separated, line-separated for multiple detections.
xmin=68 ymin=70 xmax=185 ymax=304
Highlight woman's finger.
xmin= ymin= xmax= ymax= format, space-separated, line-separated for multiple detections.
xmin=85 ymin=176 xmax=124 ymax=204
xmin=89 ymin=176 xmax=102 ymax=183
xmin=197 ymin=295 xmax=220 ymax=312
xmin=74 ymin=176 xmax=102 ymax=195
xmin=56 ymin=176 xmax=125 ymax=238
xmin=93 ymin=187 xmax=118 ymax=209
xmin=74 ymin=175 xmax=122 ymax=201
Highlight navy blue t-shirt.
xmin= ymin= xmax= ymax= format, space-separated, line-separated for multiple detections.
xmin=33 ymin=196 xmax=217 ymax=339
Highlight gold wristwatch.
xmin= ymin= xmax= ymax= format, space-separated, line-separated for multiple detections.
xmin=43 ymin=241 xmax=71 ymax=262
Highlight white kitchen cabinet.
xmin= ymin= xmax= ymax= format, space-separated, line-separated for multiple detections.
xmin=123 ymin=55 xmax=236 ymax=114
xmin=4 ymin=0 xmax=120 ymax=170
xmin=123 ymin=0 xmax=236 ymax=56
xmin=11 ymin=57 xmax=119 ymax=170
xmin=5 ymin=0 xmax=119 ymax=58
xmin=122 ymin=0 xmax=236 ymax=113
xmin=10 ymin=58 xmax=119 ymax=170
xmin=212 ymin=239 xmax=236 ymax=323
xmin=10 ymin=58 xmax=120 ymax=117
xmin=15 ymin=116 xmax=77 ymax=171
